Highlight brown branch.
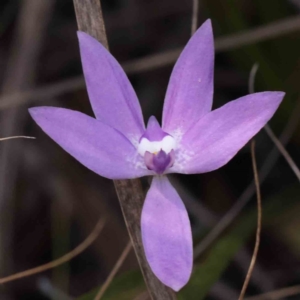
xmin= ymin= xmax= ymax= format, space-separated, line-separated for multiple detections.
xmin=72 ymin=1 xmax=175 ymax=299
xmin=0 ymin=218 xmax=105 ymax=284
xmin=0 ymin=76 xmax=85 ymax=111
xmin=2 ymin=16 xmax=300 ymax=110
xmin=73 ymin=0 xmax=108 ymax=47
xmin=238 ymin=141 xmax=262 ymax=300
xmin=118 ymin=16 xmax=300 ymax=74
xmin=94 ymin=241 xmax=132 ymax=300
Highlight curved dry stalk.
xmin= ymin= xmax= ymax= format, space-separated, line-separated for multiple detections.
xmin=94 ymin=241 xmax=132 ymax=300
xmin=0 ymin=136 xmax=35 ymax=141
xmin=248 ymin=63 xmax=259 ymax=94
xmin=264 ymin=124 xmax=300 ymax=182
xmin=249 ymin=63 xmax=300 ymax=183
xmin=0 ymin=218 xmax=105 ymax=284
xmin=238 ymin=141 xmax=262 ymax=300
xmin=194 ymin=99 xmax=300 ymax=258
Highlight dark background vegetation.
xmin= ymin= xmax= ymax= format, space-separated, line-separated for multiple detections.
xmin=0 ymin=0 xmax=300 ymax=299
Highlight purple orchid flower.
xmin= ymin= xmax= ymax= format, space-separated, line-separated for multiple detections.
xmin=29 ymin=20 xmax=284 ymax=291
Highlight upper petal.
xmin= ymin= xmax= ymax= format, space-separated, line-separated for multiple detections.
xmin=172 ymin=92 xmax=284 ymax=174
xmin=141 ymin=176 xmax=193 ymax=291
xmin=29 ymin=107 xmax=151 ymax=179
xmin=162 ymin=19 xmax=214 ymax=136
xmin=77 ymin=31 xmax=145 ymax=141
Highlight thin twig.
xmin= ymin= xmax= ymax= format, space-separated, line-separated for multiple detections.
xmin=94 ymin=241 xmax=132 ymax=300
xmin=264 ymin=124 xmax=300 ymax=182
xmin=0 ymin=136 xmax=35 ymax=141
xmin=248 ymin=63 xmax=259 ymax=94
xmin=0 ymin=218 xmax=105 ymax=284
xmin=2 ymin=16 xmax=300 ymax=110
xmin=191 ymin=0 xmax=199 ymax=35
xmin=238 ymin=141 xmax=262 ymax=300
xmin=244 ymin=284 xmax=300 ymax=300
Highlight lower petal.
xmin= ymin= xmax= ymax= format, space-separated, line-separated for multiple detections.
xmin=141 ymin=176 xmax=193 ymax=291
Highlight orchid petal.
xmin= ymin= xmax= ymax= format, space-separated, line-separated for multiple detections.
xmin=77 ymin=31 xmax=145 ymax=141
xmin=173 ymin=92 xmax=284 ymax=174
xmin=141 ymin=176 xmax=192 ymax=291
xmin=29 ymin=107 xmax=151 ymax=179
xmin=162 ymin=19 xmax=214 ymax=136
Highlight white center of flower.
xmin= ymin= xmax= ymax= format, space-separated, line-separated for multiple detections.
xmin=138 ymin=135 xmax=176 ymax=156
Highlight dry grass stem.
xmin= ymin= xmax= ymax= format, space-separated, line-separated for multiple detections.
xmin=244 ymin=284 xmax=300 ymax=300
xmin=248 ymin=63 xmax=259 ymax=94
xmin=94 ymin=241 xmax=132 ymax=300
xmin=238 ymin=141 xmax=262 ymax=300
xmin=0 ymin=218 xmax=105 ymax=284
xmin=0 ymin=136 xmax=35 ymax=141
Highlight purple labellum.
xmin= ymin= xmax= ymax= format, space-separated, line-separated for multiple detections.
xmin=29 ymin=19 xmax=285 ymax=292
xmin=144 ymin=150 xmax=175 ymax=174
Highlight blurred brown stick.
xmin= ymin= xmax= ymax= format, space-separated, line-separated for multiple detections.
xmin=1 ymin=16 xmax=300 ymax=110
xmin=0 ymin=218 xmax=105 ymax=284
xmin=0 ymin=0 xmax=55 ymax=281
xmin=72 ymin=1 xmax=175 ymax=299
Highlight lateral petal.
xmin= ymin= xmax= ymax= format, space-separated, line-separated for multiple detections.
xmin=77 ymin=31 xmax=145 ymax=141
xmin=29 ymin=107 xmax=151 ymax=179
xmin=141 ymin=176 xmax=193 ymax=291
xmin=172 ymin=92 xmax=284 ymax=174
xmin=162 ymin=19 xmax=214 ymax=136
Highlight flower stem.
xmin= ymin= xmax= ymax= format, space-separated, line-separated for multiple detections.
xmin=72 ymin=1 xmax=176 ymax=299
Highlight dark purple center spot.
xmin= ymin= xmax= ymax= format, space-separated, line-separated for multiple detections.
xmin=144 ymin=150 xmax=174 ymax=174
